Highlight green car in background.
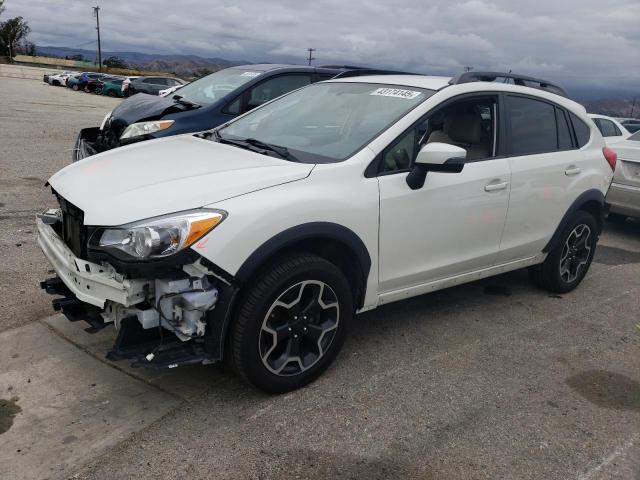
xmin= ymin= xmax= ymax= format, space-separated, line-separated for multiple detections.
xmin=100 ymin=78 xmax=124 ymax=97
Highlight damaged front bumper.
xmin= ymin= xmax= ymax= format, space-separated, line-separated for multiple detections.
xmin=36 ymin=212 xmax=238 ymax=369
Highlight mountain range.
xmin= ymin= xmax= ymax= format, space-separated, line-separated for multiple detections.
xmin=35 ymin=46 xmax=638 ymax=117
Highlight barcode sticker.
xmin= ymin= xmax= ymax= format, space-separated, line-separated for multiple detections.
xmin=370 ymin=88 xmax=422 ymax=99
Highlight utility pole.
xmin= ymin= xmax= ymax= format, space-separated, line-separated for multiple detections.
xmin=464 ymin=66 xmax=473 ymax=72
xmin=93 ymin=6 xmax=102 ymax=71
xmin=631 ymin=96 xmax=637 ymax=118
xmin=307 ymin=48 xmax=315 ymax=66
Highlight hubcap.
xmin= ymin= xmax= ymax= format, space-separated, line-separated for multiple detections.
xmin=259 ymin=280 xmax=339 ymax=376
xmin=559 ymin=224 xmax=592 ymax=283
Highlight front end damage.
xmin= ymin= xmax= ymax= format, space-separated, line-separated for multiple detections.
xmin=37 ymin=208 xmax=238 ymax=369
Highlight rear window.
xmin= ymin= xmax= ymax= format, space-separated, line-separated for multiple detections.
xmin=556 ymin=108 xmax=573 ymax=150
xmin=570 ymin=113 xmax=591 ymax=147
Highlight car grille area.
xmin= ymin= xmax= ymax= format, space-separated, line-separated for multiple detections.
xmin=56 ymin=193 xmax=88 ymax=259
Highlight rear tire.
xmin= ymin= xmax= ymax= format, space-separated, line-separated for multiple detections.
xmin=529 ymin=210 xmax=598 ymax=293
xmin=229 ymin=253 xmax=352 ymax=393
xmin=72 ymin=84 xmax=79 ymax=91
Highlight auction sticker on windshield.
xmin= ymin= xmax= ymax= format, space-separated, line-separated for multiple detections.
xmin=370 ymin=88 xmax=422 ymax=99
xmin=240 ymin=72 xmax=261 ymax=77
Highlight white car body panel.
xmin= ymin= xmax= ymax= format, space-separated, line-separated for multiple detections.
xmin=48 ymin=135 xmax=313 ymax=226
xmin=378 ymin=158 xmax=510 ymax=292
xmin=606 ymin=136 xmax=640 ymax=217
xmin=196 ymin=149 xmax=382 ymax=309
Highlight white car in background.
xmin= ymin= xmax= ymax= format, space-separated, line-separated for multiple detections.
xmin=37 ymin=71 xmax=614 ymax=392
xmin=606 ymin=130 xmax=640 ymax=221
xmin=48 ymin=71 xmax=78 ymax=87
xmin=589 ymin=114 xmax=631 ymax=145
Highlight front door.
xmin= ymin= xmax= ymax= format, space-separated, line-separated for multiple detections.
xmin=377 ymin=95 xmax=511 ymax=294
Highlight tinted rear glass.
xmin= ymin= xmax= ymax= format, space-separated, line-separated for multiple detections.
xmin=556 ymin=108 xmax=573 ymax=150
xmin=507 ymin=96 xmax=557 ymax=155
xmin=570 ymin=113 xmax=591 ymax=147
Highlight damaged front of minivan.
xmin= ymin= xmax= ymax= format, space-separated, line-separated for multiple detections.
xmin=38 ymin=134 xmax=314 ymax=368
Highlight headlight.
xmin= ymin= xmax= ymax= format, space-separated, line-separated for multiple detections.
xmin=120 ymin=120 xmax=175 ymax=140
xmin=92 ymin=210 xmax=226 ymax=260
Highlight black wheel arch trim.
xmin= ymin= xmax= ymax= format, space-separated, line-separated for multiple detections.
xmin=235 ymin=222 xmax=372 ymax=291
xmin=542 ymin=189 xmax=605 ymax=253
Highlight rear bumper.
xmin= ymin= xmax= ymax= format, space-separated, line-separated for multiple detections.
xmin=606 ymin=182 xmax=640 ymax=218
xmin=73 ymin=127 xmax=100 ymax=162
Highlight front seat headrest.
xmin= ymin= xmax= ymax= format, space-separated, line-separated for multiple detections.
xmin=444 ymin=111 xmax=482 ymax=144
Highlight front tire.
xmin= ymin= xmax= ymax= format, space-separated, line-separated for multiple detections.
xmin=229 ymin=254 xmax=353 ymax=393
xmin=529 ymin=210 xmax=598 ymax=293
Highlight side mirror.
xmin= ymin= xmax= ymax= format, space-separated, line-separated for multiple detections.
xmin=406 ymin=142 xmax=467 ymax=190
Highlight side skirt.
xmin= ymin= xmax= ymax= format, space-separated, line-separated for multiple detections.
xmin=377 ymin=254 xmax=546 ymax=306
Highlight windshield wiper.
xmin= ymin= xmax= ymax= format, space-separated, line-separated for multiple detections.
xmin=212 ymin=132 xmax=299 ymax=162
xmin=172 ymin=95 xmax=200 ymax=109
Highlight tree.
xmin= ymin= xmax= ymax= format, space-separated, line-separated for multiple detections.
xmin=0 ymin=16 xmax=30 ymax=59
xmin=0 ymin=1 xmax=5 ymax=18
xmin=103 ymin=55 xmax=127 ymax=69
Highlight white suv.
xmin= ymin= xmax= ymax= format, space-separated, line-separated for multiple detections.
xmin=37 ymin=71 xmax=615 ymax=392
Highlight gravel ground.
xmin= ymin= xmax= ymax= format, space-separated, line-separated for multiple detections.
xmin=1 ymin=77 xmax=639 ymax=480
xmin=0 ymin=78 xmax=120 ymax=333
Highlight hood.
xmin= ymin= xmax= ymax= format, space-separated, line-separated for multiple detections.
xmin=110 ymin=93 xmax=189 ymax=126
xmin=49 ymin=135 xmax=314 ymax=226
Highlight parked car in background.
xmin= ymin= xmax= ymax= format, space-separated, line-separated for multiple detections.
xmin=606 ymin=130 xmax=640 ymax=221
xmin=75 ymin=72 xmax=107 ymax=92
xmin=73 ymin=64 xmax=359 ymax=160
xmin=589 ymin=114 xmax=630 ymax=145
xmin=87 ymin=75 xmax=122 ymax=94
xmin=100 ymin=77 xmax=125 ymax=97
xmin=40 ymin=71 xmax=614 ymax=392
xmin=65 ymin=74 xmax=82 ymax=91
xmin=48 ymin=71 xmax=79 ymax=86
xmin=121 ymin=76 xmax=140 ymax=97
xmin=620 ymin=119 xmax=640 ymax=134
xmin=127 ymin=76 xmax=186 ymax=96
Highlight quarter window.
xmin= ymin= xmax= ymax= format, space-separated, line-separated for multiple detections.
xmin=507 ymin=96 xmax=557 ymax=155
xmin=556 ymin=108 xmax=573 ymax=150
xmin=570 ymin=113 xmax=591 ymax=148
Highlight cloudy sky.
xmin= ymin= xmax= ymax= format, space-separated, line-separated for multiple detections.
xmin=5 ymin=0 xmax=640 ymax=91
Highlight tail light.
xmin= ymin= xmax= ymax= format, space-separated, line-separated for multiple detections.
xmin=602 ymin=147 xmax=617 ymax=172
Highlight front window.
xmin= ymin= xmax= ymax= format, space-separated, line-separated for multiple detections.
xmin=173 ymin=68 xmax=264 ymax=106
xmin=218 ymin=82 xmax=433 ymax=163
xmin=629 ymin=131 xmax=640 ymax=141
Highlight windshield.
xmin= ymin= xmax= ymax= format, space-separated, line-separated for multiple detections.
xmin=218 ymin=82 xmax=433 ymax=163
xmin=173 ymin=68 xmax=263 ymax=106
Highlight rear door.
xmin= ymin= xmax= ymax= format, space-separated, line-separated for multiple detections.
xmin=496 ymin=95 xmax=586 ymax=263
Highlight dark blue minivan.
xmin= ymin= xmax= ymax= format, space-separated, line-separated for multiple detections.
xmin=73 ymin=64 xmax=354 ymax=161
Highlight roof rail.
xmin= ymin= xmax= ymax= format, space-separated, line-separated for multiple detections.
xmin=317 ymin=64 xmax=368 ymax=70
xmin=449 ymin=71 xmax=568 ymax=97
xmin=332 ymin=68 xmax=418 ymax=79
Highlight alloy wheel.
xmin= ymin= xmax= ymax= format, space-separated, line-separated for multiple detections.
xmin=259 ymin=280 xmax=339 ymax=376
xmin=559 ymin=224 xmax=591 ymax=283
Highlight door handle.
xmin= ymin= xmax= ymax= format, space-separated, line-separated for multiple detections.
xmin=484 ymin=181 xmax=509 ymax=192
xmin=565 ymin=166 xmax=581 ymax=176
